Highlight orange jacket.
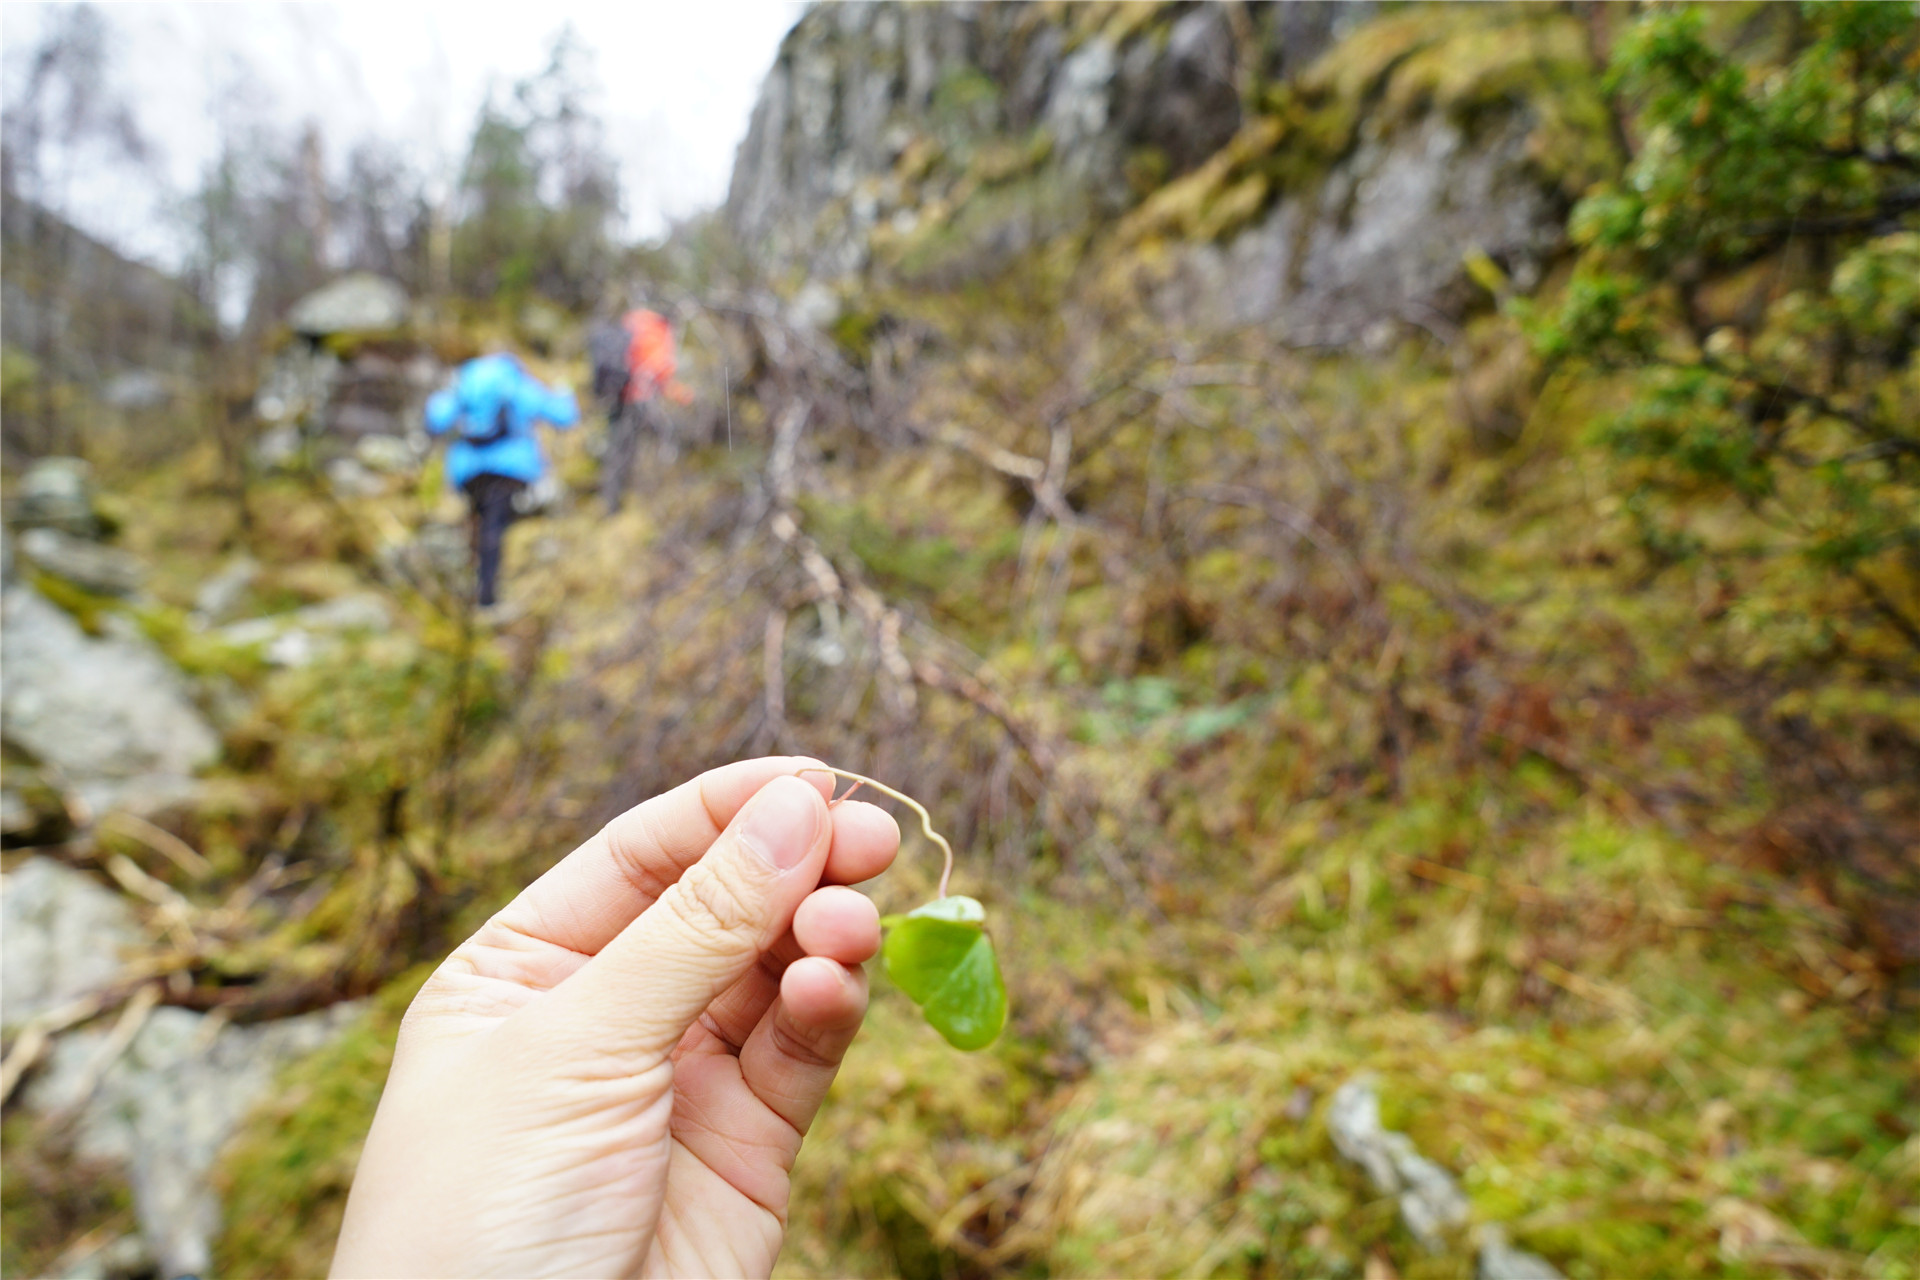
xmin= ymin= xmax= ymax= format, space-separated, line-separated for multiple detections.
xmin=622 ymin=310 xmax=692 ymax=405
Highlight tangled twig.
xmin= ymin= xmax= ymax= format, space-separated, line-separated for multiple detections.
xmin=797 ymin=766 xmax=956 ymax=899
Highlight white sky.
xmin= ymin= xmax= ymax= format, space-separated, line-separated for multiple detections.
xmin=0 ymin=0 xmax=803 ymax=269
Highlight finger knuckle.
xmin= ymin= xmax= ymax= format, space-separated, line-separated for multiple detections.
xmin=603 ymin=804 xmax=676 ymax=899
xmin=666 ymin=862 xmax=762 ymax=951
xmin=770 ymin=1010 xmax=848 ymax=1071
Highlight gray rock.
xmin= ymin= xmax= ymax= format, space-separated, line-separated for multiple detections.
xmin=294 ymin=592 xmax=391 ymax=633
xmin=14 ymin=456 xmax=99 ymax=537
xmin=328 ymin=401 xmax=403 ymax=439
xmin=253 ymin=423 xmax=304 ymax=471
xmin=1044 ymin=37 xmax=1120 ymax=163
xmin=726 ymin=5 xmax=1301 ymax=284
xmin=1 ymin=584 xmax=219 ymax=818
xmin=1116 ymin=8 xmax=1240 ymax=173
xmin=1328 ymin=1075 xmax=1471 ymax=1252
xmin=324 ymin=455 xmax=388 ymax=498
xmin=190 ymin=556 xmax=260 ymax=627
xmin=787 ymin=281 xmax=842 ymax=332
xmin=353 ymin=432 xmax=417 ymax=474
xmin=271 ymin=629 xmax=322 ymax=668
xmin=724 ymin=2 xmax=1553 ymax=326
xmin=0 ymin=858 xmax=344 ymax=1280
xmin=217 ymin=620 xmax=315 ymax=667
xmin=57 ymin=1230 xmax=153 ymax=1280
xmin=1478 ymin=1225 xmax=1564 ymax=1280
xmin=1262 ymin=2 xmax=1371 ymax=82
xmin=1397 ymin=1145 xmax=1475 ymax=1252
xmin=1178 ymin=113 xmax=1559 ymax=337
xmin=375 ymin=520 xmax=471 ymax=600
xmin=27 ymin=1000 xmax=365 ymax=1279
xmin=255 ymin=344 xmax=341 ymax=432
xmin=513 ymin=472 xmax=566 ymax=518
xmin=0 ymin=858 xmax=142 ymax=1032
xmin=216 ymin=592 xmax=392 ymax=668
xmin=216 ymin=617 xmax=294 ymax=652
xmin=1 ymin=754 xmax=78 ymax=845
xmin=404 ymin=353 xmax=445 ymax=389
xmin=1 ymin=785 xmax=36 ymax=838
xmin=729 ymin=5 xmax=1054 ymax=280
xmin=101 ymin=370 xmax=172 ymax=411
xmin=286 ymin=272 xmax=408 ymax=337
xmin=18 ymin=527 xmax=146 ymax=597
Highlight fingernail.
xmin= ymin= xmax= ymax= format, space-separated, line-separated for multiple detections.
xmin=739 ymin=776 xmax=822 ymax=872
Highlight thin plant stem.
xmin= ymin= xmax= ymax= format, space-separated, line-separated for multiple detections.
xmin=797 ymin=766 xmax=955 ymax=899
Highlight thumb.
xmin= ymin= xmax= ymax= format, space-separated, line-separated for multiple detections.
xmin=545 ymin=774 xmax=831 ymax=1065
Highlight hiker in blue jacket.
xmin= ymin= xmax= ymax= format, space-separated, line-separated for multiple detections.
xmin=424 ymin=353 xmax=579 ymax=609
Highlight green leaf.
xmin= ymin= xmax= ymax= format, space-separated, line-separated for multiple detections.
xmin=881 ymin=896 xmax=1007 ymax=1051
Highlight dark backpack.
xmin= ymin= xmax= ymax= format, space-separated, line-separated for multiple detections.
xmin=588 ymin=321 xmax=632 ymax=406
xmin=461 ymin=396 xmax=515 ymax=447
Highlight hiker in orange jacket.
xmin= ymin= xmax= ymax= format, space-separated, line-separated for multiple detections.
xmin=593 ymin=304 xmax=692 ymax=513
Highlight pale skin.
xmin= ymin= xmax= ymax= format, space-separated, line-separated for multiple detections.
xmin=331 ymin=756 xmax=902 ymax=1279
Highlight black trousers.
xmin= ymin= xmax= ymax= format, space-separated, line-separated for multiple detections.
xmin=462 ymin=473 xmax=525 ymax=607
xmin=601 ymin=400 xmax=642 ymax=514
xmin=601 ymin=399 xmax=671 ymax=513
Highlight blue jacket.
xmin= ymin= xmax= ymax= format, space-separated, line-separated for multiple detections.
xmin=425 ymin=354 xmax=579 ymax=489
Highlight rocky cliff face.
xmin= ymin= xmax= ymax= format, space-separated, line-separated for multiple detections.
xmin=726 ymin=2 xmax=1608 ymax=334
xmin=726 ymin=3 xmax=1306 ymax=276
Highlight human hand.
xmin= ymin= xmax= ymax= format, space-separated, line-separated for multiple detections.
xmin=330 ymin=757 xmax=900 ymax=1279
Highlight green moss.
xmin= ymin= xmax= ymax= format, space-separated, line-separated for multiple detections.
xmin=1124 ymin=144 xmax=1173 ymax=198
xmin=1116 ymin=116 xmax=1288 ymax=247
xmin=932 ymin=66 xmax=1002 ymax=140
xmin=830 ymin=307 xmax=880 ymax=366
xmin=27 ymin=569 xmax=116 ymax=636
xmin=801 ymin=488 xmax=1022 ymax=641
xmin=890 ymin=168 xmax=1091 ymax=284
xmin=1 ymin=1112 xmax=136 ymax=1278
xmin=1107 ymin=2 xmax=1617 ymax=270
xmin=135 ymin=601 xmax=272 ymax=683
xmin=1194 ymin=173 xmax=1271 ymax=243
xmin=968 ymin=129 xmax=1055 ymax=188
xmin=1297 ymin=5 xmax=1616 ymax=199
xmin=1 ymin=343 xmax=42 ymax=423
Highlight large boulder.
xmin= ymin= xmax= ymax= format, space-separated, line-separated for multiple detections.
xmin=0 ymin=857 xmax=141 ymax=1032
xmin=27 ymin=1002 xmax=364 ymax=1279
xmin=101 ymin=369 xmax=173 ymax=411
xmin=1177 ymin=113 xmax=1562 ymax=337
xmin=0 ymin=583 xmax=219 ymax=817
xmin=1113 ymin=8 xmax=1243 ymax=176
xmin=5 ymin=857 xmax=364 ymax=1279
xmin=286 ymin=273 xmax=408 ymax=338
xmin=13 ymin=456 xmax=100 ymax=537
xmin=354 ymin=433 xmax=418 ymax=474
xmin=216 ymin=591 xmax=392 ymax=668
xmin=190 ymin=556 xmax=260 ymax=627
xmin=17 ymin=526 xmax=146 ymax=596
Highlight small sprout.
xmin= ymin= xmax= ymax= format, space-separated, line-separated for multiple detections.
xmin=798 ymin=767 xmax=1007 ymax=1051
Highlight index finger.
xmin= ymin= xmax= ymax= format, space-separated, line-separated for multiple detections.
xmin=492 ymin=756 xmax=833 ymax=958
